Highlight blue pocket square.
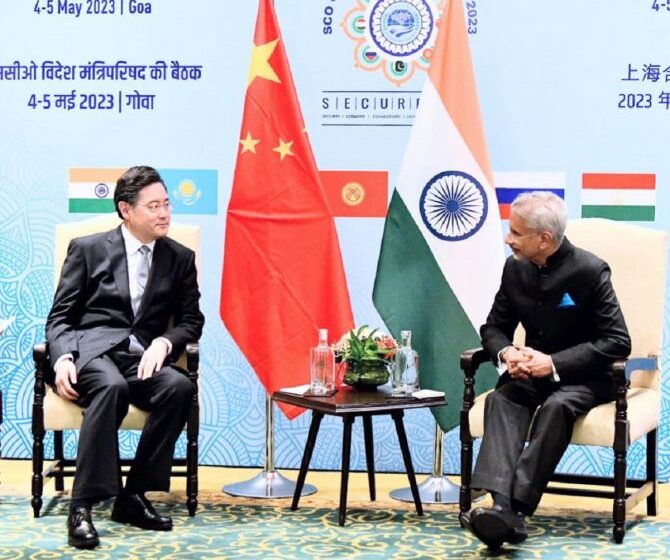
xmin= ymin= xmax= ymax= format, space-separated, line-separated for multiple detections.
xmin=558 ymin=292 xmax=576 ymax=308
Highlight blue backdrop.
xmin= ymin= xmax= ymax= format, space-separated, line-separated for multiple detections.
xmin=0 ymin=0 xmax=668 ymax=481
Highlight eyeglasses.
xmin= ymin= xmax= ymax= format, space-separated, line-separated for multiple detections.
xmin=137 ymin=201 xmax=172 ymax=214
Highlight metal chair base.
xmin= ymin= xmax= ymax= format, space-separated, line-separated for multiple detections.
xmin=223 ymin=469 xmax=317 ymax=499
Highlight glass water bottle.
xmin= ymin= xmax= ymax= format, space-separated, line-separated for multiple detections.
xmin=310 ymin=328 xmax=335 ymax=395
xmin=392 ymin=330 xmax=419 ymax=396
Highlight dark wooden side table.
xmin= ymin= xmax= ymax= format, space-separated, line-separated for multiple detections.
xmin=273 ymin=387 xmax=446 ymax=526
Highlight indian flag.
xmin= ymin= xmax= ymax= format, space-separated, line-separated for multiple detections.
xmin=68 ymin=168 xmax=124 ymax=213
xmin=372 ymin=0 xmax=504 ymax=431
xmin=581 ymin=173 xmax=656 ymax=221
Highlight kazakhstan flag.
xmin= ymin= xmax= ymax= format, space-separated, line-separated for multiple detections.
xmin=160 ymin=168 xmax=218 ymax=215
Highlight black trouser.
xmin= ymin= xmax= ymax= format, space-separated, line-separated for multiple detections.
xmin=471 ymin=376 xmax=612 ymax=515
xmin=71 ymin=346 xmax=193 ymax=500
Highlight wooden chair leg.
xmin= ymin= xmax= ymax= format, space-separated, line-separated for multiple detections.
xmin=31 ymin=431 xmax=45 ymax=518
xmin=186 ymin=375 xmax=199 ymax=516
xmin=186 ymin=343 xmax=199 ymax=516
xmin=459 ymin=369 xmax=476 ymax=526
xmin=459 ymin=419 xmax=474 ymax=526
xmin=32 ymin=349 xmax=46 ymax=518
xmin=54 ymin=431 xmax=65 ymax=492
xmin=612 ymin=383 xmax=628 ymax=544
xmin=186 ymin=444 xmax=198 ymax=516
xmin=613 ymin=447 xmax=626 ymax=543
xmin=646 ymin=429 xmax=658 ymax=516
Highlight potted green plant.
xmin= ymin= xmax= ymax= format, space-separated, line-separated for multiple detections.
xmin=333 ymin=325 xmax=398 ymax=388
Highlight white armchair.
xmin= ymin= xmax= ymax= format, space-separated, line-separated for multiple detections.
xmin=459 ymin=218 xmax=667 ymax=543
xmin=32 ymin=213 xmax=201 ymax=517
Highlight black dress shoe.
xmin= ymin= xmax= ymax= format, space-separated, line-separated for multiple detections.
xmin=506 ymin=511 xmax=528 ymax=544
xmin=470 ymin=506 xmax=528 ymax=549
xmin=67 ymin=507 xmax=100 ymax=549
xmin=459 ymin=510 xmax=473 ymax=531
xmin=111 ymin=493 xmax=172 ymax=531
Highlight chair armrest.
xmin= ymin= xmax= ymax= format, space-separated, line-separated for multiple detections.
xmin=32 ymin=343 xmax=49 ymax=443
xmin=186 ymin=342 xmax=199 ymax=375
xmin=33 ymin=342 xmax=48 ymax=362
xmin=33 ymin=343 xmax=49 ymax=398
xmin=610 ymin=356 xmax=658 ymax=383
xmin=609 ymin=356 xmax=657 ymax=451
xmin=460 ymin=348 xmax=489 ymax=419
xmin=185 ymin=342 xmax=199 ymax=410
xmin=460 ymin=348 xmax=489 ymax=378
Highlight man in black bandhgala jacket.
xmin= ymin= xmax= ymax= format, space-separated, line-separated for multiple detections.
xmin=466 ymin=192 xmax=630 ymax=549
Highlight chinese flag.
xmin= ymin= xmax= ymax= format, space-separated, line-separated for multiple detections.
xmin=220 ymin=0 xmax=354 ymax=418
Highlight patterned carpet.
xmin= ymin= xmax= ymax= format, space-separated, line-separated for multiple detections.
xmin=0 ymin=495 xmax=668 ymax=559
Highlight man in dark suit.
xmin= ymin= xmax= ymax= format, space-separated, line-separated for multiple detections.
xmin=46 ymin=166 xmax=204 ymax=549
xmin=466 ymin=192 xmax=631 ymax=549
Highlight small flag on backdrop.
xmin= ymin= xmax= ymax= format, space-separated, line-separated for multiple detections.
xmin=494 ymin=172 xmax=565 ymax=219
xmin=68 ymin=168 xmax=218 ymax=214
xmin=581 ymin=172 xmax=656 ymax=221
xmin=68 ymin=168 xmax=123 ymax=213
xmin=319 ymin=170 xmax=388 ymax=217
xmin=161 ymin=169 xmax=218 ymax=215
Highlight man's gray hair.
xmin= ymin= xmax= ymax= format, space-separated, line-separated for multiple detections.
xmin=511 ymin=191 xmax=568 ymax=243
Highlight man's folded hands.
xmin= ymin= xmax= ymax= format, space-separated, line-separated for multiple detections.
xmin=503 ymin=346 xmax=554 ymax=379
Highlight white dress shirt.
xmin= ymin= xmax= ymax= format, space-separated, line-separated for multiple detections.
xmin=121 ymin=224 xmax=172 ymax=355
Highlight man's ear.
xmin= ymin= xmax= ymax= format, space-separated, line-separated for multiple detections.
xmin=539 ymin=231 xmax=554 ymax=248
xmin=118 ymin=201 xmax=130 ymax=220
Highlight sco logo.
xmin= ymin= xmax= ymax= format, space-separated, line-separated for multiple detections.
xmin=370 ymin=0 xmax=433 ymax=57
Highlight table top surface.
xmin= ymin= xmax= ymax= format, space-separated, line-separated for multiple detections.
xmin=272 ymin=386 xmax=446 ymax=415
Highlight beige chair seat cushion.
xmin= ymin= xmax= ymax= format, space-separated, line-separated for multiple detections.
xmin=469 ymin=387 xmax=659 ymax=447
xmin=44 ymin=386 xmax=149 ymax=430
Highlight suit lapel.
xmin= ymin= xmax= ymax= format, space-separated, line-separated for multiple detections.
xmin=134 ymin=238 xmax=170 ymax=323
xmin=106 ymin=226 xmax=133 ymax=317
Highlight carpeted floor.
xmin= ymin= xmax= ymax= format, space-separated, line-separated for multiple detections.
xmin=0 ymin=494 xmax=667 ymax=559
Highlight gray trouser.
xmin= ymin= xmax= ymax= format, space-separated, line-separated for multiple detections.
xmin=471 ymin=377 xmax=606 ymax=515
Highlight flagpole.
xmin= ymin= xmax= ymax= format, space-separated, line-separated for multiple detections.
xmin=222 ymin=393 xmax=317 ymax=498
xmin=390 ymin=422 xmax=463 ymax=504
